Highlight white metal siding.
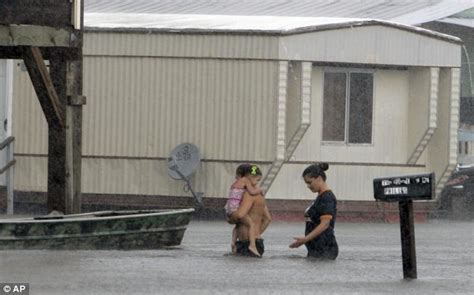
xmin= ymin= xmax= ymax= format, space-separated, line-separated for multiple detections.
xmin=81 ymin=158 xmax=271 ymax=198
xmin=8 ymin=25 xmax=463 ymax=202
xmin=290 ymin=67 xmax=323 ymax=161
xmin=85 ymin=27 xmax=461 ymax=67
xmin=261 ymin=61 xmax=287 ymax=190
xmin=285 ymin=61 xmax=312 ymax=158
xmin=12 ymin=155 xmax=47 ymax=191
xmin=293 ymin=67 xmax=412 ymax=164
xmin=12 ymin=61 xmax=48 ymax=155
xmin=279 ymin=26 xmax=461 ymax=67
xmin=428 ymin=67 xmax=460 ymax=196
xmin=84 ymin=32 xmax=280 ymax=60
xmin=12 ymin=154 xmax=272 ymax=199
xmin=407 ymin=68 xmax=431 ymax=156
xmin=269 ymin=163 xmax=427 ymax=201
xmin=11 ymin=55 xmax=279 ymax=194
xmin=286 ymin=61 xmax=301 ymax=147
xmin=407 ymin=67 xmax=439 ymax=164
xmin=83 ymin=56 xmax=278 ymax=160
xmin=262 ymin=61 xmax=312 ymax=191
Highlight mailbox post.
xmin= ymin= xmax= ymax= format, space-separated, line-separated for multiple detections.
xmin=373 ymin=172 xmax=435 ymax=279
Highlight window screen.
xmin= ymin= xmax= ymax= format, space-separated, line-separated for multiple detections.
xmin=348 ymin=73 xmax=373 ymax=144
xmin=322 ymin=72 xmax=346 ymax=142
xmin=322 ymin=71 xmax=373 ymax=144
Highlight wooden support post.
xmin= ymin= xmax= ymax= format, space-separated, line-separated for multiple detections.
xmin=47 ymin=126 xmax=66 ymax=213
xmin=48 ymin=57 xmax=68 ymax=214
xmin=22 ymin=47 xmax=66 ymax=213
xmin=66 ymin=63 xmax=84 ymax=214
xmin=66 ymin=0 xmax=85 ymax=214
xmin=23 ymin=47 xmax=84 ymax=214
xmin=399 ymin=200 xmax=417 ymax=279
xmin=22 ymin=47 xmax=65 ymax=128
xmin=48 ymin=56 xmax=84 ymax=214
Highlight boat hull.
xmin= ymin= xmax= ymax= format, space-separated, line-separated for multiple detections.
xmin=0 ymin=209 xmax=194 ymax=250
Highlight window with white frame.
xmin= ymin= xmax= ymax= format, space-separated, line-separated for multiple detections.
xmin=322 ymin=70 xmax=374 ymax=144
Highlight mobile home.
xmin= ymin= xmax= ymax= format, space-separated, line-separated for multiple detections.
xmin=4 ymin=14 xmax=462 ymax=219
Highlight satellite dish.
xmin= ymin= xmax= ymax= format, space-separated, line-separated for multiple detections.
xmin=167 ymin=143 xmax=200 ymax=180
xmin=167 ymin=143 xmax=203 ymax=207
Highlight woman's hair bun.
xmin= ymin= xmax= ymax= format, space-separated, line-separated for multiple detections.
xmin=303 ymin=162 xmax=328 ymax=180
xmin=318 ymin=162 xmax=329 ymax=171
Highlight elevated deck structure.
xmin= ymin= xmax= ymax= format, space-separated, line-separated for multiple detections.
xmin=0 ymin=0 xmax=85 ymax=214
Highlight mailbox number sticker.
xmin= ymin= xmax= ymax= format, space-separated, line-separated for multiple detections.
xmin=384 ymin=187 xmax=408 ymax=195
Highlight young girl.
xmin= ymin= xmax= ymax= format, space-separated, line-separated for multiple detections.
xmin=225 ymin=164 xmax=264 ymax=257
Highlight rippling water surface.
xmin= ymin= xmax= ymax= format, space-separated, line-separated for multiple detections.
xmin=1 ymin=220 xmax=473 ymax=294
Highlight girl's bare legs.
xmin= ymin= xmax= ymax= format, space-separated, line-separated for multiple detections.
xmin=231 ymin=225 xmax=237 ymax=254
xmin=238 ymin=215 xmax=260 ymax=257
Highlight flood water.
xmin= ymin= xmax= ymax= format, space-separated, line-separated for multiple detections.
xmin=0 ymin=219 xmax=473 ymax=294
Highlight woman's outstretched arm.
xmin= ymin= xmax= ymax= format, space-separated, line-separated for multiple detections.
xmin=289 ymin=215 xmax=332 ymax=248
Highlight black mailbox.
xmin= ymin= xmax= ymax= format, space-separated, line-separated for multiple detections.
xmin=372 ymin=172 xmax=436 ymax=279
xmin=373 ymin=172 xmax=435 ymax=202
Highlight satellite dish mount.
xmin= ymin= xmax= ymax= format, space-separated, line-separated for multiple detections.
xmin=167 ymin=143 xmax=204 ymax=207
